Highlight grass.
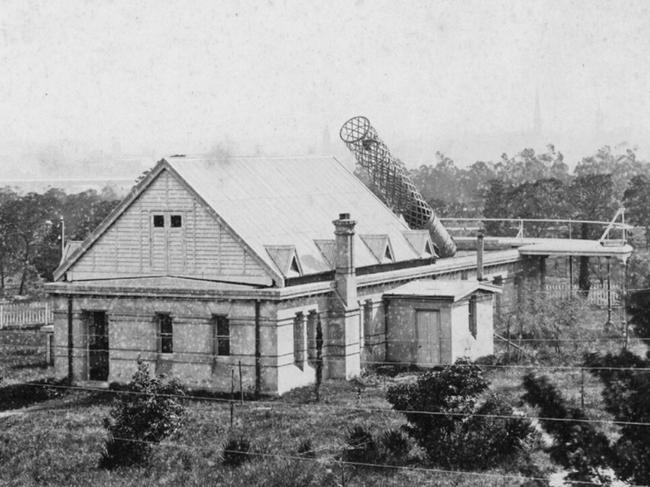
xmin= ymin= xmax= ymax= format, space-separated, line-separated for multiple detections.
xmin=1 ymin=309 xmax=645 ymax=486
xmin=0 ymin=328 xmax=54 ymax=385
xmin=0 ymin=367 xmax=549 ymax=486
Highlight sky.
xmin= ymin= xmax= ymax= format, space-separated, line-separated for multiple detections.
xmin=2 ymin=0 xmax=650 ymax=177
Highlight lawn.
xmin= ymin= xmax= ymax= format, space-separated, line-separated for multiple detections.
xmin=0 ymin=328 xmax=54 ymax=385
xmin=1 ymin=312 xmax=644 ymax=486
xmin=0 ymin=368 xmax=551 ymax=487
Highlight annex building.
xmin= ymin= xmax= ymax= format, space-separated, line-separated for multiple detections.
xmin=46 ymin=155 xmax=531 ymax=394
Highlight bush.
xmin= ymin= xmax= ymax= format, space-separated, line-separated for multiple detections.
xmin=522 ymin=373 xmax=611 ymax=483
xmin=100 ymin=360 xmax=186 ymax=468
xmin=342 ymin=425 xmax=378 ymax=465
xmin=296 ymin=438 xmax=315 ymax=458
xmin=386 ymin=359 xmax=534 ymax=471
xmin=584 ymin=350 xmax=650 ymax=485
xmin=0 ymin=377 xmax=65 ymax=411
xmin=376 ymin=428 xmax=413 ymax=466
xmin=223 ymin=436 xmax=252 ymax=467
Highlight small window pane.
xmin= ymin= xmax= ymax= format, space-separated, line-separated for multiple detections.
xmin=469 ymin=297 xmax=477 ymax=339
xmin=153 ymin=215 xmax=165 ymax=227
xmin=215 ymin=316 xmax=230 ymax=356
xmin=158 ymin=313 xmax=173 ymax=353
xmin=171 ymin=215 xmax=182 ymax=228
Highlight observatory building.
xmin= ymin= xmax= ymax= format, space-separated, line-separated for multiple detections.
xmin=46 ymin=155 xmax=513 ymax=394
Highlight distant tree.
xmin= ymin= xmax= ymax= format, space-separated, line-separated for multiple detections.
xmin=575 ymin=145 xmax=648 ymax=200
xmin=568 ymin=174 xmax=617 ymax=293
xmin=31 ymin=189 xmax=120 ymax=282
xmin=0 ymin=188 xmax=20 ymax=293
xmin=508 ymin=179 xmax=570 ymax=236
xmin=493 ymin=146 xmax=565 ymax=186
xmin=623 ymin=174 xmax=650 ymax=248
xmin=482 ymin=179 xmax=512 ymax=235
xmin=3 ymin=192 xmax=60 ymax=295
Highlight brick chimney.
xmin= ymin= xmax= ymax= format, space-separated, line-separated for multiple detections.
xmin=328 ymin=213 xmax=360 ymax=380
xmin=333 ymin=213 xmax=357 ymax=306
xmin=477 ymin=230 xmax=485 ymax=281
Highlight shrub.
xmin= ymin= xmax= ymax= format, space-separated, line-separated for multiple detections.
xmin=296 ymin=438 xmax=315 ymax=458
xmin=376 ymin=428 xmax=413 ymax=466
xmin=0 ymin=377 xmax=65 ymax=411
xmin=223 ymin=436 xmax=252 ymax=467
xmin=387 ymin=359 xmax=534 ymax=470
xmin=521 ymin=373 xmax=611 ymax=483
xmin=584 ymin=350 xmax=650 ymax=485
xmin=342 ymin=425 xmax=378 ymax=465
xmin=100 ymin=360 xmax=186 ymax=468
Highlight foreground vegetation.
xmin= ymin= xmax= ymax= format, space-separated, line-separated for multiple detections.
xmin=3 ymin=336 xmax=647 ymax=486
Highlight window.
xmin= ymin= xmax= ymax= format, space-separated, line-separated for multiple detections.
xmin=424 ymin=240 xmax=433 ymax=257
xmin=214 ymin=315 xmax=230 ymax=356
xmin=294 ymin=312 xmax=306 ymax=369
xmin=383 ymin=245 xmax=393 ymax=262
xmin=307 ymin=311 xmax=319 ymax=362
xmin=362 ymin=300 xmax=373 ymax=350
xmin=153 ymin=214 xmax=165 ymax=227
xmin=171 ymin=215 xmax=182 ymax=228
xmin=157 ymin=313 xmax=173 ymax=353
xmin=468 ymin=296 xmax=477 ymax=339
xmin=288 ymin=255 xmax=301 ymax=276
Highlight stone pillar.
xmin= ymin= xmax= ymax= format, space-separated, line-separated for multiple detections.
xmin=539 ymin=255 xmax=547 ymax=289
xmin=327 ymin=213 xmax=361 ymax=379
xmin=476 ymin=231 xmax=485 ymax=281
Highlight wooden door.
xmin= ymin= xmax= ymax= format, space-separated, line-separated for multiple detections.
xmin=416 ymin=310 xmax=440 ymax=366
xmin=88 ymin=311 xmax=109 ymax=381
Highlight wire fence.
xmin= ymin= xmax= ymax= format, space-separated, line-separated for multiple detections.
xmin=2 ymin=332 xmax=649 ymax=486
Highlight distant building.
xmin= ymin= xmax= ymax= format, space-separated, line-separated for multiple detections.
xmin=46 ymin=156 xmax=524 ymax=394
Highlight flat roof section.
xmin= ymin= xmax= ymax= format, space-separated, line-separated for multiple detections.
xmin=384 ymin=280 xmax=501 ymax=302
xmin=517 ymin=239 xmax=633 ymax=261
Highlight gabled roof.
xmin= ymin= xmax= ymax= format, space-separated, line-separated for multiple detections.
xmin=360 ymin=235 xmax=394 ymax=263
xmin=55 ymin=155 xmax=433 ymax=282
xmin=403 ymin=230 xmax=437 ymax=258
xmin=166 ymin=156 xmax=427 ymax=276
xmin=384 ymin=279 xmax=502 ymax=302
xmin=265 ymin=245 xmax=302 ymax=277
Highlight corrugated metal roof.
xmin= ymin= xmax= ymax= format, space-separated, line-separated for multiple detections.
xmin=167 ymin=156 xmax=423 ymax=277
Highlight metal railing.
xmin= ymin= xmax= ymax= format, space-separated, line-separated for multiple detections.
xmin=440 ymin=210 xmax=632 ymax=241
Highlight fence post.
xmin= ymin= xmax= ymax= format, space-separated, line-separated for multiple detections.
xmin=230 ymin=368 xmax=235 ymax=428
xmin=580 ymin=367 xmax=585 ymax=411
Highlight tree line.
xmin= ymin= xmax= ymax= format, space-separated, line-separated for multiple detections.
xmin=0 ymin=187 xmax=120 ymax=297
xmin=408 ymin=145 xmax=650 ymax=229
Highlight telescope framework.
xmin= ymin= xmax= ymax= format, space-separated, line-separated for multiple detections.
xmin=340 ymin=116 xmax=457 ymax=257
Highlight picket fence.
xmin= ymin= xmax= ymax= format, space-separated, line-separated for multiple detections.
xmin=543 ymin=282 xmax=622 ymax=306
xmin=0 ymin=301 xmax=53 ymax=329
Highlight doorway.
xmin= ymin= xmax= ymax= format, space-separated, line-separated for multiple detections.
xmin=415 ymin=310 xmax=441 ymax=366
xmin=88 ymin=311 xmax=109 ymax=381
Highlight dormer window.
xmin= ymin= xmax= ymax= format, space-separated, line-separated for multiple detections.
xmin=171 ymin=215 xmax=182 ymax=228
xmin=265 ymin=245 xmax=302 ymax=278
xmin=423 ymin=240 xmax=433 ymax=257
xmin=153 ymin=215 xmax=165 ymax=227
xmin=288 ymin=255 xmax=301 ymax=276
xmin=384 ymin=245 xmax=393 ymax=262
